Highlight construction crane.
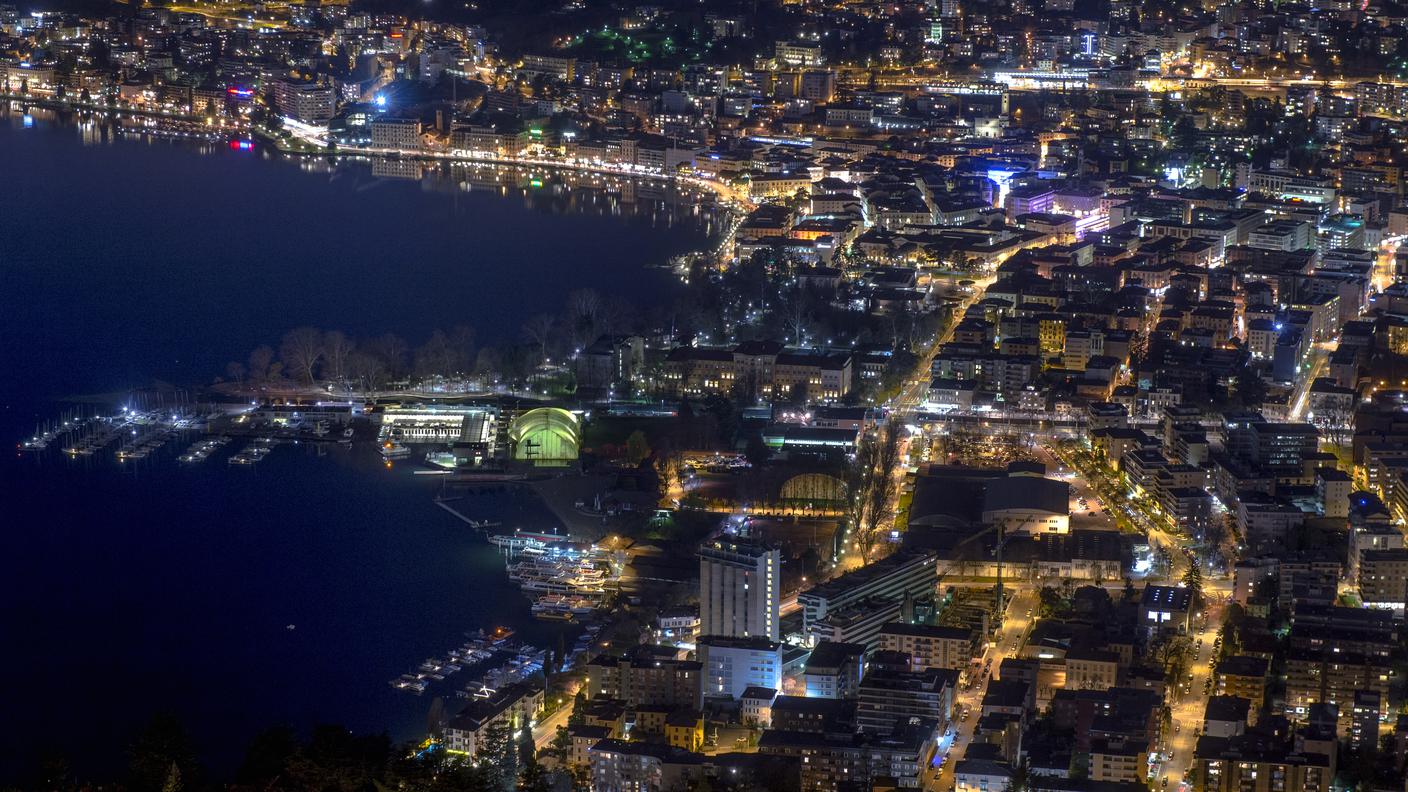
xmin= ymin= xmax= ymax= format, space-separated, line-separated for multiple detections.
xmin=931 ymin=514 xmax=1042 ymax=626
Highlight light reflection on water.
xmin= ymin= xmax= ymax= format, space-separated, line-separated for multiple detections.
xmin=6 ymin=101 xmax=723 ymax=236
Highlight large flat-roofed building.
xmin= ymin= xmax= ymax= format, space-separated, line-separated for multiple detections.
xmin=1089 ymin=737 xmax=1147 ymax=783
xmin=661 ymin=340 xmax=853 ymax=402
xmin=877 ymin=622 xmax=977 ymax=671
xmin=588 ymin=739 xmax=702 ymax=792
xmin=806 ymin=595 xmax=902 ymax=648
xmin=370 ymin=117 xmax=422 ymax=149
xmin=1193 ymin=734 xmax=1331 ymax=792
xmin=271 ymin=77 xmax=336 ymax=124
xmin=699 ymin=539 xmax=780 ymax=641
xmin=378 ymin=405 xmax=498 ymax=460
xmin=1215 ymin=655 xmax=1269 ymax=706
xmin=798 ymin=551 xmax=938 ymax=636
xmin=980 ymin=465 xmax=1071 ymax=534
xmin=955 ymin=757 xmax=1014 ymax=792
xmin=759 ymin=716 xmax=939 ymax=792
xmin=1283 ymin=605 xmax=1396 ymax=730
xmin=1064 ymin=648 xmax=1121 ymax=690
xmin=699 ymin=635 xmax=783 ymax=702
xmin=1358 ymin=548 xmax=1408 ymax=609
xmin=856 ymin=667 xmax=957 ymax=733
xmin=584 ymin=646 xmax=702 ymax=709
xmin=1141 ymin=584 xmax=1192 ymax=634
xmin=804 ymin=641 xmax=867 ymax=699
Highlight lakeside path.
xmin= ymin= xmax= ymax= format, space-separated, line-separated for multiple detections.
xmin=4 ymin=93 xmax=752 ymax=209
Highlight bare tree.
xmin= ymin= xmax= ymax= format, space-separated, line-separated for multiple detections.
xmin=366 ymin=334 xmax=409 ymax=380
xmin=523 ymin=314 xmax=557 ymax=364
xmin=322 ymin=330 xmax=354 ymax=383
xmin=448 ymin=324 xmax=476 ymax=375
xmin=280 ymin=327 xmax=324 ymax=385
xmin=567 ymin=288 xmax=602 ymax=326
xmin=348 ymin=349 xmax=388 ymax=391
xmin=856 ymin=423 xmax=902 ymax=563
xmin=248 ymin=345 xmax=276 ymax=383
xmin=784 ymin=288 xmax=810 ymax=347
xmin=474 ymin=347 xmax=502 ymax=379
xmin=598 ymin=296 xmax=635 ymax=338
xmin=567 ymin=288 xmax=602 ymax=350
xmin=414 ymin=329 xmax=457 ymax=379
xmin=225 ymin=361 xmax=246 ymax=385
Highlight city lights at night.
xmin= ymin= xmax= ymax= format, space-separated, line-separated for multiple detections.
xmin=5 ymin=0 xmax=1408 ymax=788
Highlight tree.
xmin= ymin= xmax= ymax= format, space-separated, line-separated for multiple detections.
xmin=1234 ymin=368 xmax=1267 ymax=408
xmin=348 ymin=349 xmax=389 ymax=391
xmin=1182 ymin=558 xmax=1204 ymax=608
xmin=415 ymin=329 xmax=458 ymax=379
xmin=656 ymin=450 xmax=683 ymax=505
xmin=567 ymin=691 xmax=587 ymax=726
xmin=517 ymin=756 xmax=552 ymax=792
xmin=160 ymin=763 xmax=182 ymax=792
xmin=626 ymin=430 xmax=651 ymax=465
xmin=1007 ymin=757 xmax=1032 ymax=792
xmin=475 ymin=347 xmax=503 ymax=380
xmin=479 ymin=721 xmax=518 ymax=791
xmin=858 ymin=423 xmax=902 ymax=563
xmin=248 ymin=344 xmax=277 ymax=383
xmin=744 ymin=431 xmax=770 ymax=468
xmin=323 ymin=330 xmax=354 ymax=384
xmin=366 ymin=333 xmax=409 ymax=381
xmin=127 ymin=714 xmax=201 ymax=792
xmin=843 ymin=428 xmax=881 ymax=548
xmin=237 ymin=725 xmax=298 ymax=786
xmin=545 ymin=726 xmax=571 ymax=762
xmin=522 ymin=314 xmax=557 ymax=365
xmin=566 ymin=288 xmax=603 ymax=350
xmin=280 ymin=326 xmax=324 ymax=385
xmin=1218 ymin=602 xmax=1245 ymax=660
xmin=449 ymin=324 xmax=477 ymax=375
xmin=1038 ymin=586 xmax=1071 ymax=618
xmin=783 ymin=287 xmax=810 ymax=346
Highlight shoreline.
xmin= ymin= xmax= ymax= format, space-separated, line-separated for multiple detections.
xmin=4 ymin=93 xmax=751 ymax=219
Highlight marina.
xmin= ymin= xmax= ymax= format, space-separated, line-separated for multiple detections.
xmin=46 ymin=408 xmax=218 ymax=458
xmin=17 ymin=413 xmax=99 ymax=451
xmin=178 ymin=436 xmax=232 ymax=463
xmin=491 ymin=529 xmax=624 ymax=623
xmin=116 ymin=425 xmax=180 ymax=461
xmin=227 ymin=441 xmax=275 ymax=466
xmin=388 ymin=627 xmax=549 ymax=699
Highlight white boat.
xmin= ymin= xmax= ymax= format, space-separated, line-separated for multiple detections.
xmin=380 ymin=441 xmax=411 ymax=458
xmin=425 ymin=451 xmax=458 ymax=469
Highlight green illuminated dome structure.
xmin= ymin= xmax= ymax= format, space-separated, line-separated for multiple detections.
xmin=508 ymin=407 xmax=580 ymax=466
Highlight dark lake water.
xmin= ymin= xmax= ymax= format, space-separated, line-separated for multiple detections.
xmin=0 ymin=107 xmax=715 ymax=782
xmin=0 ymin=105 xmax=717 ymax=419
